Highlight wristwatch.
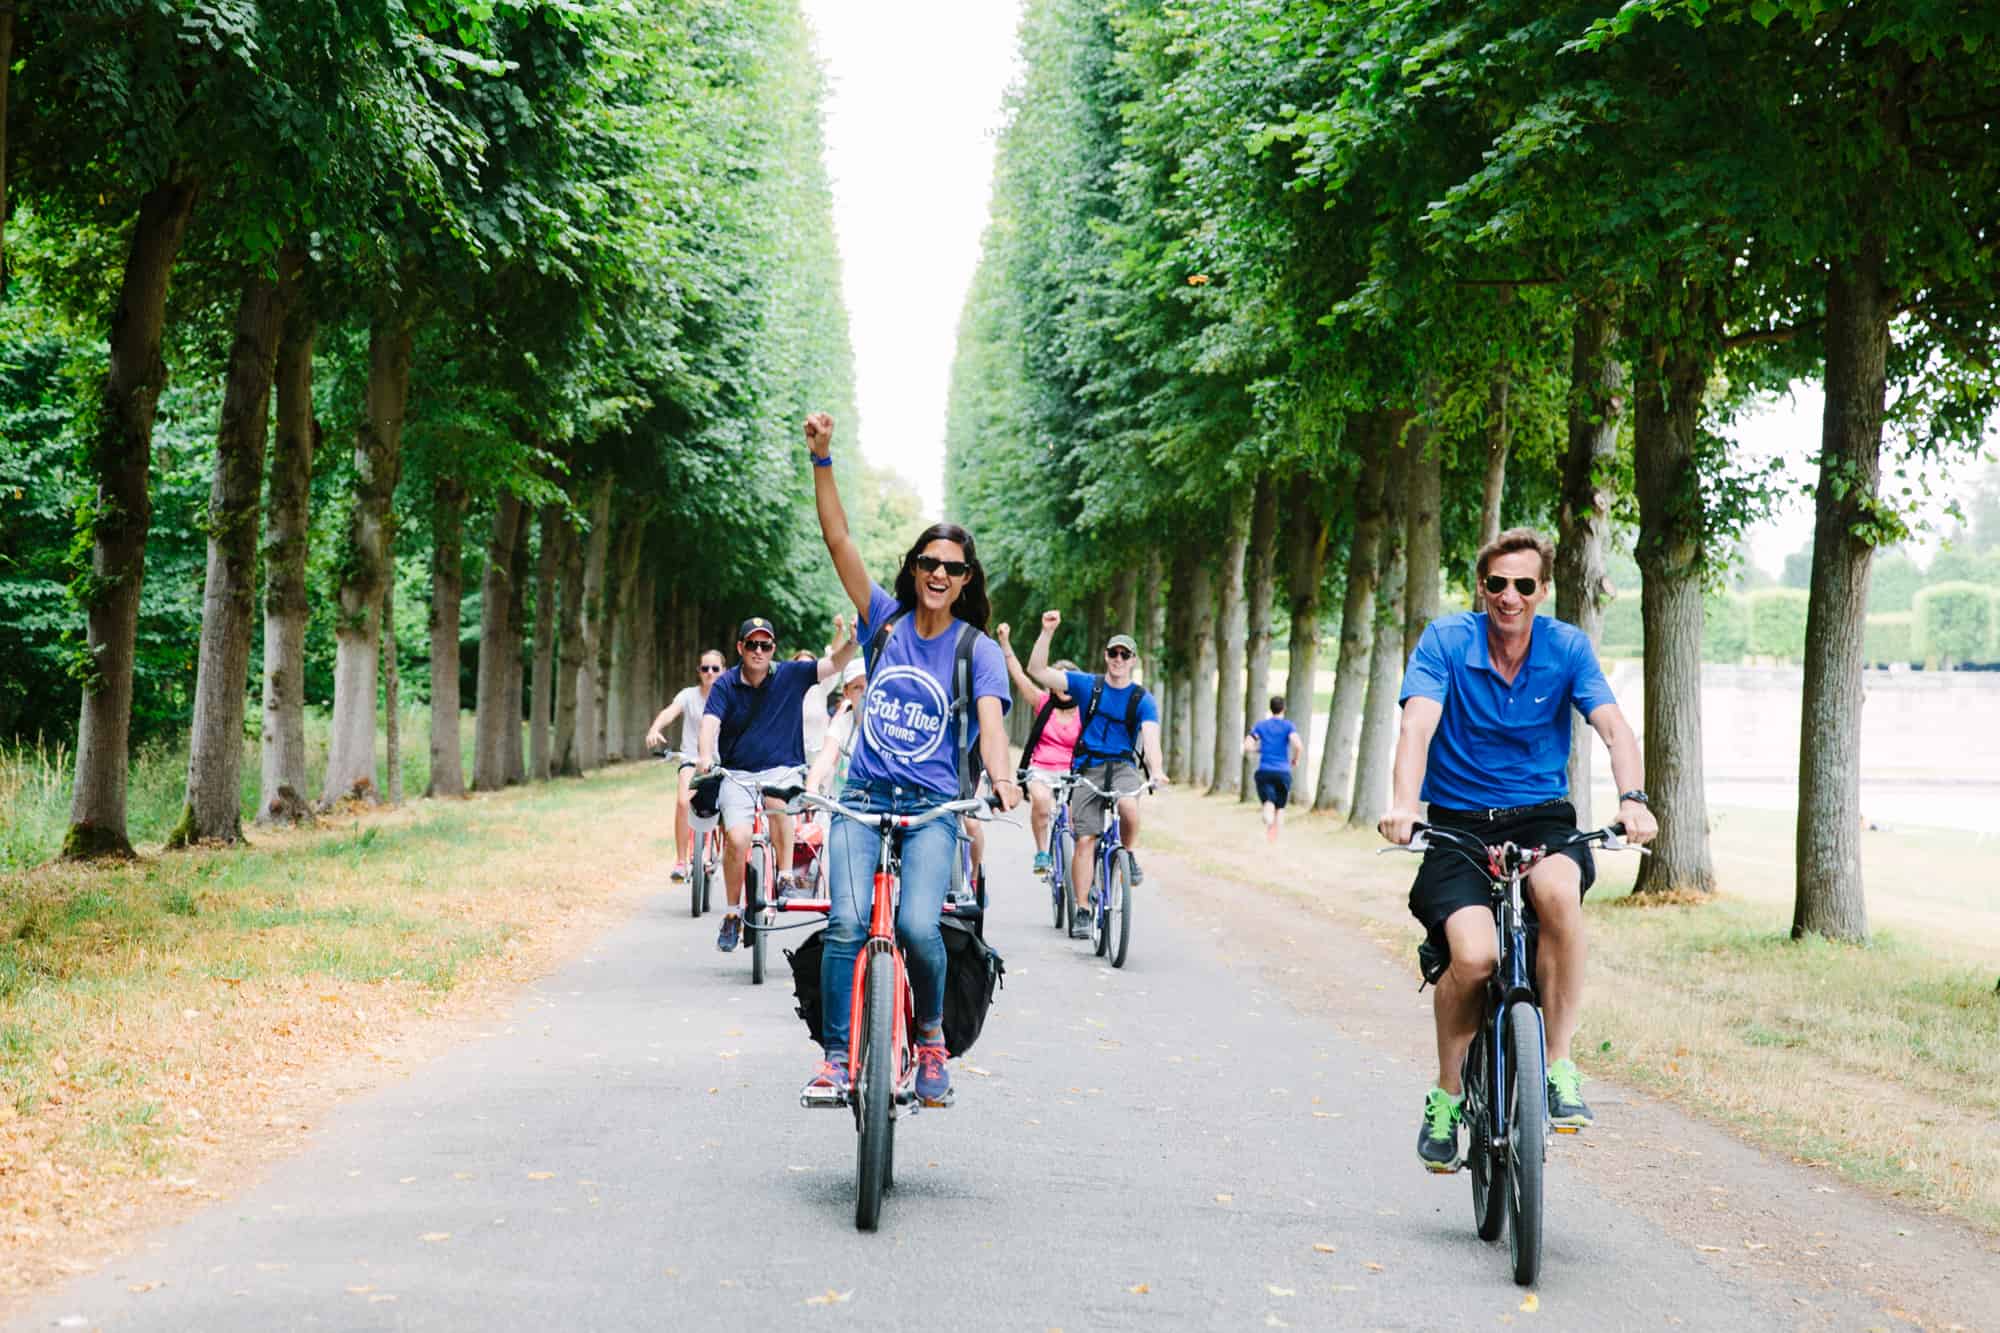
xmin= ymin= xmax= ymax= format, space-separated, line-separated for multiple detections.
xmin=1618 ymin=789 xmax=1650 ymax=806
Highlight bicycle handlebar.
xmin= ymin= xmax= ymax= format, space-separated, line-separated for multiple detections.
xmin=1377 ymin=821 xmax=1640 ymax=857
xmin=1070 ymin=774 xmax=1156 ymax=801
xmin=762 ymin=785 xmax=995 ymax=829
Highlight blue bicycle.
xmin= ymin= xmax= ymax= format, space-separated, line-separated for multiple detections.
xmin=1074 ymin=773 xmax=1152 ymax=968
xmin=1038 ymin=773 xmax=1078 ymax=931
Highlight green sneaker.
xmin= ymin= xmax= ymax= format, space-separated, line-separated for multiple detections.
xmin=1547 ymin=1058 xmax=1594 ymax=1129
xmin=1417 ymin=1088 xmax=1463 ymax=1172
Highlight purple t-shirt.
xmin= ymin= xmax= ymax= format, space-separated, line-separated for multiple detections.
xmin=849 ymin=584 xmax=1010 ymax=796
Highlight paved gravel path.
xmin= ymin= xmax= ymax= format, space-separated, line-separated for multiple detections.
xmin=10 ymin=824 xmax=1908 ymax=1331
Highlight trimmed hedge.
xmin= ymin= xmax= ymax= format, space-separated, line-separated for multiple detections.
xmin=1863 ymin=611 xmax=1913 ymax=666
xmin=1912 ymin=581 xmax=1997 ymax=665
xmin=1746 ymin=587 xmax=1811 ymax=661
xmin=1704 ymin=590 xmax=1749 ymax=663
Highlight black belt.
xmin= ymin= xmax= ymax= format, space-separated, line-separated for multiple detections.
xmin=1431 ymin=798 xmax=1571 ymax=825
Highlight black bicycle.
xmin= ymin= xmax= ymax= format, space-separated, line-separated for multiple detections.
xmin=1383 ymin=820 xmax=1641 ymax=1286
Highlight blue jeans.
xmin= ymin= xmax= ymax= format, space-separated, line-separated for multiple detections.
xmin=821 ymin=781 xmax=956 ymax=1056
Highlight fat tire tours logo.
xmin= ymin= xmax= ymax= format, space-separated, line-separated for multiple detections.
xmin=862 ymin=665 xmax=951 ymax=763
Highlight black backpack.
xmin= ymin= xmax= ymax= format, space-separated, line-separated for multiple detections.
xmin=1014 ymin=689 xmax=1078 ymax=783
xmin=863 ymin=608 xmax=981 ymax=796
xmin=1072 ymin=675 xmax=1150 ymax=773
xmin=784 ymin=919 xmax=1005 ymax=1057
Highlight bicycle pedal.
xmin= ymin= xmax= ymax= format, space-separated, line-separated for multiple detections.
xmin=799 ymin=1087 xmax=849 ymax=1109
xmin=1552 ymin=1124 xmax=1582 ymax=1135
xmin=917 ymin=1090 xmax=955 ymax=1110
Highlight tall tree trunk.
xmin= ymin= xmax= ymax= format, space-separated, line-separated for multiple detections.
xmin=1166 ymin=546 xmax=1198 ymax=780
xmin=1480 ymin=373 xmax=1510 ymax=550
xmin=382 ymin=579 xmax=402 ymax=803
xmin=529 ymin=505 xmax=559 ymax=781
xmin=258 ymin=305 xmax=317 ymax=824
xmin=1188 ymin=557 xmax=1217 ymax=790
xmin=1143 ymin=548 xmax=1166 ymax=668
xmin=1280 ymin=475 xmax=1330 ymax=804
xmin=1793 ymin=244 xmax=1889 ymax=943
xmin=1555 ymin=300 xmax=1625 ymax=826
xmin=1239 ymin=474 xmax=1280 ymax=800
xmin=629 ymin=573 xmax=659 ymax=755
xmin=1402 ymin=420 xmax=1442 ymax=660
xmin=1631 ymin=333 xmax=1717 ymax=897
xmin=64 ymin=178 xmax=199 ymax=859
xmin=426 ymin=478 xmax=467 ymax=797
xmin=472 ymin=494 xmax=524 ymax=791
xmin=603 ymin=518 xmax=645 ymax=763
xmin=172 ymin=259 xmax=293 ymax=847
xmin=504 ymin=516 xmax=530 ymax=783
xmin=1349 ymin=426 xmax=1413 ymax=829
xmin=1085 ymin=585 xmax=1109 ymax=661
xmin=1112 ymin=567 xmax=1138 ymax=637
xmin=575 ymin=479 xmax=611 ymax=769
xmin=553 ymin=513 xmax=586 ymax=776
xmin=1210 ymin=493 xmax=1248 ymax=796
xmin=1317 ymin=414 xmax=1395 ymax=814
xmin=320 ymin=306 xmax=411 ymax=807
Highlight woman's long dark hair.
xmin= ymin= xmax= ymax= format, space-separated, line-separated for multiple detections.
xmin=892 ymin=522 xmax=990 ymax=630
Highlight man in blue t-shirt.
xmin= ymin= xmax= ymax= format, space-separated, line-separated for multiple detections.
xmin=1027 ymin=611 xmax=1167 ymax=939
xmin=1241 ymin=695 xmax=1302 ymax=844
xmin=698 ymin=614 xmax=855 ymax=952
xmin=1378 ymin=528 xmax=1656 ymax=1173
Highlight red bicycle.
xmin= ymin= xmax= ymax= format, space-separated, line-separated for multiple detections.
xmin=764 ymin=782 xmax=992 ymax=1231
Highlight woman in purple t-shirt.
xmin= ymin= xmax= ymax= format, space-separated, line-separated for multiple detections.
xmin=801 ymin=412 xmax=1022 ymax=1108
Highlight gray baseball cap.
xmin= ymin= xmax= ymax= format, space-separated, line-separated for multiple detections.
xmin=1106 ymin=633 xmax=1139 ymax=654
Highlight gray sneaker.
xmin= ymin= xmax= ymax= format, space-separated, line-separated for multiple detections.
xmin=1068 ymin=903 xmax=1092 ymax=939
xmin=1125 ymin=853 xmax=1144 ymax=886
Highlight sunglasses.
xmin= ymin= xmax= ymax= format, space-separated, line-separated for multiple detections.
xmin=742 ymin=639 xmax=776 ymax=653
xmin=699 ymin=664 xmax=723 ymax=674
xmin=912 ymin=554 xmax=971 ymax=578
xmin=1483 ymin=575 xmax=1541 ymax=597
xmin=1105 ymin=647 xmax=1134 ymax=661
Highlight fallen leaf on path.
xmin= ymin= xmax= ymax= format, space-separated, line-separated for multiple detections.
xmin=967 ymin=1065 xmax=992 ymax=1077
xmin=453 ymin=1172 xmax=475 ymax=1181
xmin=1214 ymin=1193 xmax=1233 ymax=1204
xmin=1312 ymin=1243 xmax=1338 ymax=1254
xmin=1127 ymin=1283 xmax=1150 ymax=1295
xmin=1364 ymin=1262 xmax=1384 ymax=1273
xmin=128 ymin=1281 xmax=164 ymax=1293
xmin=369 ymin=1294 xmax=397 ymax=1304
xmin=1520 ymin=1292 xmax=1539 ymax=1312
xmin=707 ymin=1087 xmax=719 ymax=1094
xmin=1266 ymin=1284 xmax=1295 ymax=1296
xmin=527 ymin=1171 xmax=555 ymax=1180
xmin=398 ymin=1176 xmax=417 ymax=1184
xmin=420 ymin=1232 xmax=451 ymax=1243
xmin=1264 ymin=1315 xmax=1289 ymax=1328
xmin=803 ymin=1288 xmax=853 ymax=1306
xmin=346 ymin=1285 xmax=375 ymax=1295
xmin=1696 ymin=1245 xmax=1724 ymax=1253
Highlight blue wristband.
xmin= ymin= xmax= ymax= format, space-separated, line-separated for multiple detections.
xmin=810 ymin=452 xmax=832 ymax=468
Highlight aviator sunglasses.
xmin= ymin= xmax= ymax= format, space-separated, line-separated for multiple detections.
xmin=1105 ymin=647 xmax=1135 ymax=661
xmin=1483 ymin=574 xmax=1541 ymax=597
xmin=912 ymin=554 xmax=971 ymax=578
xmin=742 ymin=638 xmax=776 ymax=653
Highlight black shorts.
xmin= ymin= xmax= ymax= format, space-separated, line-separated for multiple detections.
xmin=1254 ymin=771 xmax=1291 ymax=809
xmin=1408 ymin=800 xmax=1596 ymax=950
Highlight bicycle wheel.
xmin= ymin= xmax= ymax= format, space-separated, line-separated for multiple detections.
xmin=746 ymin=860 xmax=767 ymax=986
xmin=854 ymin=949 xmax=895 ymax=1231
xmin=1505 ymin=1000 xmax=1546 ymax=1286
xmin=973 ymin=865 xmax=987 ymax=940
xmin=701 ymin=836 xmax=715 ymax=913
xmin=1091 ymin=870 xmax=1110 ymax=958
xmin=1049 ymin=835 xmax=1068 ymax=929
xmin=689 ymin=850 xmax=705 ymax=919
xmin=1466 ymin=1025 xmax=1504 ymax=1242
xmin=1108 ymin=850 xmax=1134 ymax=968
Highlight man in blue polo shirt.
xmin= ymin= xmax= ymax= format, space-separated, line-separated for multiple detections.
xmin=1378 ymin=528 xmax=1656 ymax=1172
xmin=699 ymin=614 xmax=855 ymax=952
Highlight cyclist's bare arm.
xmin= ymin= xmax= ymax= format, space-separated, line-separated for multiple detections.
xmin=1585 ymin=701 xmax=1657 ymax=843
xmin=815 ymin=614 xmax=856 ymax=683
xmin=1381 ymin=696 xmax=1442 ymax=844
xmin=995 ymin=623 xmax=1042 ymax=703
xmin=1024 ymin=610 xmax=1067 ymax=694
xmin=644 ymin=700 xmax=683 ymax=750
xmin=976 ymin=695 xmax=1021 ymax=811
xmin=697 ymin=713 xmax=722 ymax=771
xmin=805 ymin=413 xmax=873 ymax=620
xmin=1139 ymin=719 xmax=1168 ymax=784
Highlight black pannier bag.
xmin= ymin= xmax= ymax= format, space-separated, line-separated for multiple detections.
xmin=784 ymin=919 xmax=1006 ymax=1057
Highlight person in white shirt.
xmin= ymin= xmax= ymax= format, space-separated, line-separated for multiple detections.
xmin=645 ymin=648 xmax=726 ymax=881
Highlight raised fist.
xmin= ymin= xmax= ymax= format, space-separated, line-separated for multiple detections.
xmin=995 ymin=622 xmax=1012 ymax=646
xmin=803 ymin=412 xmax=834 ymax=456
xmin=1040 ymin=609 xmax=1061 ymax=633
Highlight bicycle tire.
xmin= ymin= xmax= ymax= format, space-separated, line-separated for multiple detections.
xmin=1108 ymin=851 xmax=1134 ymax=968
xmin=689 ymin=852 xmax=705 ymax=919
xmin=1049 ymin=836 xmax=1067 ymax=929
xmin=1505 ymin=1000 xmax=1546 ymax=1286
xmin=1467 ymin=1026 xmax=1504 ymax=1242
xmin=884 ymin=1111 xmax=897 ymax=1194
xmin=854 ymin=950 xmax=895 ymax=1231
xmin=746 ymin=860 xmax=766 ymax=986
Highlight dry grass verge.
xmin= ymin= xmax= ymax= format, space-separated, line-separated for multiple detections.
xmin=0 ymin=764 xmax=675 ymax=1309
xmin=1145 ymin=788 xmax=2000 ymax=1233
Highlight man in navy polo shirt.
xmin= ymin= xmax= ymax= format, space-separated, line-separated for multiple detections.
xmin=1378 ymin=527 xmax=1657 ymax=1173
xmin=699 ymin=614 xmax=855 ymax=952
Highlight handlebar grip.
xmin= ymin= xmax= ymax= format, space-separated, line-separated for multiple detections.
xmin=762 ymin=782 xmax=805 ymax=802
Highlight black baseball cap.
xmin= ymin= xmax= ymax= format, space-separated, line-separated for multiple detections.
xmin=736 ymin=616 xmax=776 ymax=643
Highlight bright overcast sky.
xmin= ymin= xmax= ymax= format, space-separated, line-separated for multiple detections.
xmin=801 ymin=0 xmax=1025 ymax=518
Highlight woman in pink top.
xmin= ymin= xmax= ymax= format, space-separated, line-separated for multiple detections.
xmin=996 ymin=621 xmax=1081 ymax=876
